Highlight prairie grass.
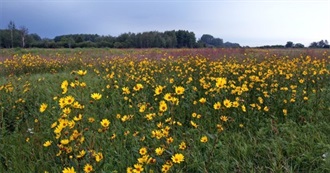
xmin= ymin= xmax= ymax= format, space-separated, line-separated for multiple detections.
xmin=0 ymin=48 xmax=329 ymax=173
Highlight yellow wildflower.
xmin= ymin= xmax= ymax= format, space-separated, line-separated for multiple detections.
xmin=39 ymin=103 xmax=48 ymax=113
xmin=171 ymin=153 xmax=184 ymax=164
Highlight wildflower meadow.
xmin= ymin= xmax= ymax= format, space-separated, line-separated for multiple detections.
xmin=0 ymin=48 xmax=329 ymax=173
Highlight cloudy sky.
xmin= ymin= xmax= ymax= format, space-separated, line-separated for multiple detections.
xmin=1 ymin=0 xmax=329 ymax=47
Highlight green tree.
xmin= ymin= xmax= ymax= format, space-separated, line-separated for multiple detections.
xmin=8 ymin=21 xmax=16 ymax=48
xmin=309 ymin=42 xmax=318 ymax=48
xmin=285 ymin=41 xmax=294 ymax=48
xmin=19 ymin=26 xmax=28 ymax=48
xmin=200 ymin=34 xmax=223 ymax=47
xmin=294 ymin=43 xmax=304 ymax=48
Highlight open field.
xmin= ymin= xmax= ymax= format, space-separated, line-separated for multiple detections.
xmin=0 ymin=48 xmax=330 ymax=173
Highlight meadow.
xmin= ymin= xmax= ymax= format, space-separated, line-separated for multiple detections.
xmin=0 ymin=48 xmax=329 ymax=173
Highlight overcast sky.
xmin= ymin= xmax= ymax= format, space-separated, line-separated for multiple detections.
xmin=1 ymin=0 xmax=329 ymax=47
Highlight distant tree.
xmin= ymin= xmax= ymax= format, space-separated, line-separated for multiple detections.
xmin=285 ymin=41 xmax=294 ymax=48
xmin=211 ymin=38 xmax=223 ymax=47
xmin=164 ymin=30 xmax=177 ymax=48
xmin=223 ymin=42 xmax=240 ymax=48
xmin=199 ymin=34 xmax=223 ymax=47
xmin=175 ymin=30 xmax=196 ymax=48
xmin=317 ymin=40 xmax=326 ymax=48
xmin=0 ymin=29 xmax=11 ymax=48
xmin=317 ymin=40 xmax=330 ymax=48
xmin=294 ymin=43 xmax=304 ymax=48
xmin=196 ymin=40 xmax=206 ymax=48
xmin=309 ymin=42 xmax=318 ymax=48
xmin=8 ymin=21 xmax=16 ymax=48
xmin=19 ymin=26 xmax=28 ymax=48
xmin=59 ymin=37 xmax=75 ymax=48
xmin=200 ymin=34 xmax=214 ymax=45
xmin=29 ymin=33 xmax=41 ymax=42
xmin=323 ymin=40 xmax=329 ymax=48
xmin=95 ymin=35 xmax=115 ymax=48
xmin=308 ymin=40 xmax=329 ymax=48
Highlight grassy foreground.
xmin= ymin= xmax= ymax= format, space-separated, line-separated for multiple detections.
xmin=0 ymin=48 xmax=330 ymax=173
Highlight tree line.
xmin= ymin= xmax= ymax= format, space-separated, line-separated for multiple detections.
xmin=256 ymin=40 xmax=329 ymax=49
xmin=0 ymin=21 xmax=241 ymax=48
xmin=0 ymin=21 xmax=329 ymax=49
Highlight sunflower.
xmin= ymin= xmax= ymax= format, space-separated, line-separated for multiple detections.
xmin=91 ymin=93 xmax=102 ymax=100
xmin=100 ymin=119 xmax=110 ymax=128
xmin=171 ymin=153 xmax=184 ymax=164
xmin=39 ymin=103 xmax=48 ymax=113
xmin=62 ymin=167 xmax=75 ymax=173
xmin=83 ymin=163 xmax=93 ymax=173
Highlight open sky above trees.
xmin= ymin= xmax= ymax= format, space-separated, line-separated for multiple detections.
xmin=0 ymin=0 xmax=329 ymax=47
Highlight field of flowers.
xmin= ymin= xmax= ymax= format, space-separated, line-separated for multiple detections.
xmin=0 ymin=48 xmax=330 ymax=173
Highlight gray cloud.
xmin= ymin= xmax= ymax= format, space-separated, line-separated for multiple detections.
xmin=1 ymin=0 xmax=329 ymax=46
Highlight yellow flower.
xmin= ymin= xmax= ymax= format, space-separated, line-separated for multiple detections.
xmin=220 ymin=115 xmax=228 ymax=122
xmin=95 ymin=152 xmax=103 ymax=162
xmin=62 ymin=107 xmax=71 ymax=115
xmin=139 ymin=104 xmax=146 ymax=113
xmin=283 ymin=109 xmax=288 ymax=116
xmin=100 ymin=119 xmax=110 ymax=128
xmin=122 ymin=87 xmax=130 ymax=94
xmin=43 ymin=140 xmax=52 ymax=147
xmin=232 ymin=101 xmax=240 ymax=108
xmin=80 ymin=82 xmax=87 ymax=87
xmin=155 ymin=147 xmax=165 ymax=156
xmin=199 ymin=97 xmax=206 ymax=104
xmin=137 ymin=155 xmax=150 ymax=164
xmin=76 ymin=150 xmax=86 ymax=158
xmin=162 ymin=164 xmax=171 ymax=173
xmin=154 ymin=85 xmax=164 ymax=95
xmin=139 ymin=147 xmax=147 ymax=155
xmin=133 ymin=83 xmax=143 ymax=91
xmin=302 ymin=70 xmax=308 ymax=75
xmin=88 ymin=117 xmax=95 ymax=123
xmin=60 ymin=139 xmax=70 ymax=145
xmin=216 ymin=77 xmax=227 ymax=88
xmin=77 ymin=70 xmax=87 ymax=76
xmin=166 ymin=137 xmax=174 ymax=144
xmin=200 ymin=136 xmax=208 ymax=143
xmin=39 ymin=103 xmax=48 ymax=113
xmin=263 ymin=106 xmax=269 ymax=112
xmin=179 ymin=141 xmax=186 ymax=150
xmin=164 ymin=93 xmax=172 ymax=101
xmin=241 ymin=105 xmax=246 ymax=112
xmin=83 ymin=163 xmax=93 ymax=173
xmin=159 ymin=100 xmax=167 ymax=112
xmin=213 ymin=102 xmax=221 ymax=110
xmin=133 ymin=163 xmax=144 ymax=173
xmin=61 ymin=80 xmax=69 ymax=94
xmin=73 ymin=114 xmax=83 ymax=121
xmin=175 ymin=86 xmax=185 ymax=95
xmin=217 ymin=124 xmax=224 ymax=132
xmin=171 ymin=153 xmax=184 ymax=164
xmin=223 ymin=99 xmax=232 ymax=108
xmin=127 ymin=167 xmax=133 ymax=173
xmin=62 ymin=166 xmax=76 ymax=173
xmin=190 ymin=121 xmax=198 ymax=128
xmin=91 ymin=93 xmax=102 ymax=100
xmin=65 ymin=95 xmax=75 ymax=105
